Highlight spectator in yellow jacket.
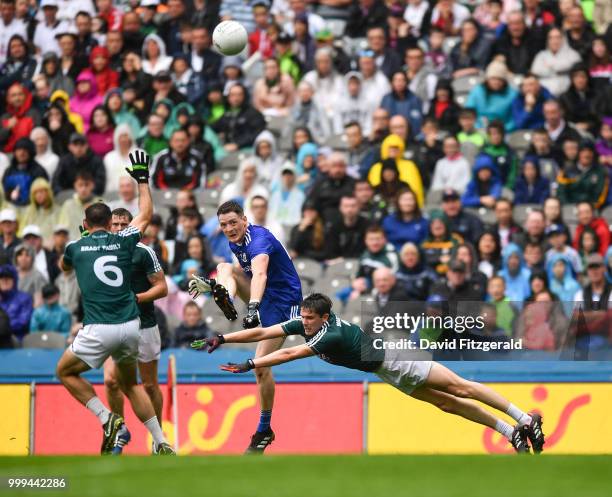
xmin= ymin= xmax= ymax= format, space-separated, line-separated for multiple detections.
xmin=367 ymin=134 xmax=424 ymax=207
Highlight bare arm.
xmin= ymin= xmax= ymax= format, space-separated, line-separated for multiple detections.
xmin=136 ymin=270 xmax=168 ymax=303
xmin=223 ymin=323 xmax=286 ymax=343
xmin=129 ymin=182 xmax=153 ymax=234
xmin=251 ymin=344 xmax=315 ymax=368
xmin=249 ymin=254 xmax=269 ymax=303
xmin=59 ymin=256 xmax=71 ymax=273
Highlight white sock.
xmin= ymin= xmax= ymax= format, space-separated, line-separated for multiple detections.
xmin=495 ymin=419 xmax=515 ymax=441
xmin=506 ymin=403 xmax=532 ymax=426
xmin=144 ymin=416 xmax=166 ymax=446
xmin=86 ymin=396 xmax=111 ymax=425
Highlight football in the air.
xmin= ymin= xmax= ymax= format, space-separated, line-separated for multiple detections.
xmin=212 ymin=20 xmax=248 ymax=56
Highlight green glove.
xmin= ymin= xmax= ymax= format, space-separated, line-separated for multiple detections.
xmin=79 ymin=225 xmax=89 ymax=237
xmin=125 ymin=149 xmax=150 ymax=184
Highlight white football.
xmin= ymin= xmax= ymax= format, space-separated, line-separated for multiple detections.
xmin=212 ymin=20 xmax=248 ymax=56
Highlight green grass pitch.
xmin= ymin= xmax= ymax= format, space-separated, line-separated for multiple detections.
xmin=0 ymin=455 xmax=609 ymax=497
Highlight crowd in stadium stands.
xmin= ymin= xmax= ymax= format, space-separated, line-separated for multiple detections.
xmin=0 ymin=0 xmax=611 ymax=353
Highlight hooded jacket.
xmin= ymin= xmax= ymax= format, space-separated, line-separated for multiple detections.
xmin=514 ymin=155 xmax=551 ymax=205
xmin=333 ymin=71 xmax=375 ymax=135
xmin=88 ymin=46 xmax=119 ymax=96
xmin=86 ymin=107 xmax=115 ymax=158
xmin=41 ymin=51 xmax=74 ymax=96
xmin=142 ymin=34 xmax=173 ymax=75
xmin=0 ymin=263 xmax=33 ymax=339
xmin=0 ymin=34 xmax=37 ymax=91
xmin=50 ymin=90 xmax=84 ymax=134
xmin=30 ymin=127 xmax=59 ymax=179
xmin=103 ymin=124 xmax=137 ymax=193
xmin=41 ymin=101 xmax=76 ymax=157
xmin=253 ymin=130 xmax=283 ymax=186
xmin=511 ymin=85 xmax=554 ymax=130
xmin=557 ymin=159 xmax=609 ymax=209
xmin=547 ymin=253 xmax=581 ymax=303
xmin=52 ymin=146 xmax=105 ymax=196
xmin=573 ymin=217 xmax=611 ymax=257
xmin=104 ymin=89 xmax=141 ymax=138
xmin=465 ymin=82 xmax=518 ymax=131
xmin=530 ymin=40 xmax=582 ymax=97
xmin=396 ymin=249 xmax=437 ymax=301
xmin=295 ymin=142 xmax=318 ymax=192
xmin=2 ymin=138 xmax=48 ymax=206
xmin=211 ymin=95 xmax=266 ymax=150
xmin=461 ymin=153 xmax=503 ymax=207
xmin=70 ymin=71 xmax=104 ymax=133
xmin=18 ymin=177 xmax=59 ymax=241
xmin=0 ymin=83 xmax=40 ymax=153
xmin=368 ymin=135 xmax=424 ymax=207
xmin=499 ymin=243 xmax=532 ymax=303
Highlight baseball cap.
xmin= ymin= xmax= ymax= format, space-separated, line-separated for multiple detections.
xmin=442 ymin=188 xmax=460 ymax=201
xmin=545 ymin=224 xmax=564 ymax=236
xmin=140 ymin=0 xmax=160 ymax=7
xmin=69 ymin=132 xmax=87 ymax=144
xmin=281 ymin=162 xmax=296 ymax=174
xmin=41 ymin=0 xmax=59 ymax=9
xmin=154 ymin=70 xmax=172 ymax=82
xmin=276 ymin=32 xmax=293 ymax=44
xmin=315 ymin=29 xmax=334 ymax=41
xmin=0 ymin=266 xmax=14 ymax=278
xmin=585 ymin=253 xmax=605 ymax=268
xmin=448 ymin=260 xmax=467 ymax=273
xmin=0 ymin=209 xmax=17 ymax=223
xmin=22 ymin=225 xmax=42 ymax=238
xmin=53 ymin=225 xmax=69 ymax=234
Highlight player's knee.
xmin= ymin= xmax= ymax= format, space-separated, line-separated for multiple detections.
xmin=142 ymin=379 xmax=160 ymax=398
xmin=217 ymin=262 xmax=232 ymax=275
xmin=254 ymin=366 xmax=272 ymax=384
xmin=104 ymin=374 xmax=120 ymax=392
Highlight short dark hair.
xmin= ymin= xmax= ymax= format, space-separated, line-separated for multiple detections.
xmin=301 ymin=293 xmax=332 ymax=317
xmin=344 ymin=121 xmax=361 ymax=130
xmin=487 ymin=120 xmax=505 ymax=135
xmin=85 ymin=202 xmax=112 ymax=228
xmin=180 ymin=207 xmax=200 ymax=219
xmin=459 ymin=108 xmax=476 ymax=118
xmin=75 ymin=170 xmax=94 ymax=183
xmin=111 ymin=208 xmax=133 ymax=221
xmin=250 ymin=195 xmax=268 ymax=207
xmin=42 ymin=283 xmax=59 ymax=299
xmin=217 ymin=200 xmax=244 ymax=217
xmin=365 ymin=224 xmax=385 ymax=236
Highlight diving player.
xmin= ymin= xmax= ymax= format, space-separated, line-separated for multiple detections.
xmin=193 ymin=293 xmax=546 ymax=454
xmin=102 ymin=207 xmax=168 ymax=454
xmin=55 ymin=151 xmax=174 ymax=455
xmin=188 ymin=200 xmax=302 ymax=453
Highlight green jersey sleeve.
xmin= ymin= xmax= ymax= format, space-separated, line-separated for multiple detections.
xmin=305 ymin=326 xmax=341 ymax=355
xmin=117 ymin=226 xmax=142 ymax=253
xmin=138 ymin=243 xmax=162 ymax=275
xmin=281 ymin=318 xmax=305 ymax=336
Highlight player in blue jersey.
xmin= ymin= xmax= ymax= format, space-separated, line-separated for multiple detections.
xmin=188 ymin=200 xmax=302 ymax=453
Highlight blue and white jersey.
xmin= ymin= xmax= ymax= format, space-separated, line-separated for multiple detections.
xmin=229 ymin=224 xmax=302 ymax=305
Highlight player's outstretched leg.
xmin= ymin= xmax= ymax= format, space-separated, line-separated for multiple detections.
xmin=115 ymin=360 xmax=174 ymax=455
xmin=56 ymin=350 xmax=126 ymax=455
xmin=245 ymin=336 xmax=285 ymax=454
xmin=139 ymin=360 xmax=163 ymax=425
xmin=423 ymin=363 xmax=544 ymax=452
xmin=103 ymin=358 xmax=125 ymax=417
xmin=410 ymin=386 xmax=530 ymax=453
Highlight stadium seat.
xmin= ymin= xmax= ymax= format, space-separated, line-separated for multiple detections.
xmin=22 ymin=332 xmax=67 ymax=349
xmin=342 ymin=37 xmax=367 ymax=57
xmin=55 ymin=190 xmax=74 ymax=205
xmin=460 ymin=141 xmax=479 ymax=166
xmin=219 ymin=152 xmax=242 ymax=170
xmin=507 ymin=130 xmax=533 ymax=155
xmin=293 ymin=258 xmax=324 ymax=280
xmin=501 ymin=187 xmax=515 ymax=202
xmin=328 ymin=19 xmax=347 ymax=38
xmin=201 ymin=189 xmax=221 ymax=207
xmin=311 ymin=274 xmax=351 ymax=295
xmin=451 ymin=74 xmax=482 ymax=96
xmin=600 ymin=206 xmax=612 ymax=230
xmin=562 ymin=204 xmax=578 ymax=223
xmin=151 ymin=189 xmax=180 ymax=208
xmin=465 ymin=207 xmax=496 ymax=225
xmin=325 ymin=258 xmax=359 ymax=279
xmin=442 ymin=36 xmax=459 ymax=55
xmin=343 ymin=298 xmax=377 ymax=328
xmin=103 ymin=191 xmax=120 ymax=203
xmin=425 ymin=189 xmax=443 ymax=209
xmin=513 ymin=204 xmax=541 ymax=224
xmin=265 ymin=115 xmax=288 ymax=137
xmin=324 ymin=133 xmax=349 ymax=151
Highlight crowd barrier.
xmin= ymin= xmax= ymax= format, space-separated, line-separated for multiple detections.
xmin=1 ymin=349 xmax=611 ymax=455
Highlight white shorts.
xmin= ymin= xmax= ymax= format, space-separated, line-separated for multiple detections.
xmin=374 ymin=353 xmax=433 ymax=395
xmin=138 ymin=325 xmax=161 ymax=363
xmin=71 ymin=318 xmax=140 ymax=369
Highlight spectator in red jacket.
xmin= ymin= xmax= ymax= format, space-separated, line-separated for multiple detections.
xmin=249 ymin=1 xmax=273 ymax=58
xmin=573 ymin=201 xmax=611 ymax=256
xmin=0 ymin=82 xmax=40 ymax=153
xmin=88 ymin=46 xmax=119 ymax=96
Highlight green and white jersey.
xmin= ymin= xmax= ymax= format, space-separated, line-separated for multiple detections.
xmin=281 ymin=312 xmax=385 ymax=372
xmin=132 ymin=243 xmax=162 ymax=329
xmin=63 ymin=226 xmax=141 ymax=325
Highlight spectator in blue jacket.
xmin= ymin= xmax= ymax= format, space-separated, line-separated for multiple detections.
xmin=2 ymin=138 xmax=48 ymax=207
xmin=465 ymin=60 xmax=518 ymax=131
xmin=29 ymin=284 xmax=71 ymax=336
xmin=514 ymin=155 xmax=551 ymax=205
xmin=511 ymin=73 xmax=554 ymax=130
xmin=461 ymin=154 xmax=503 ymax=208
xmin=0 ymin=263 xmax=32 ymax=341
xmin=382 ymin=188 xmax=429 ymax=251
xmin=499 ymin=243 xmax=532 ymax=304
xmin=381 ymin=71 xmax=423 ymax=135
